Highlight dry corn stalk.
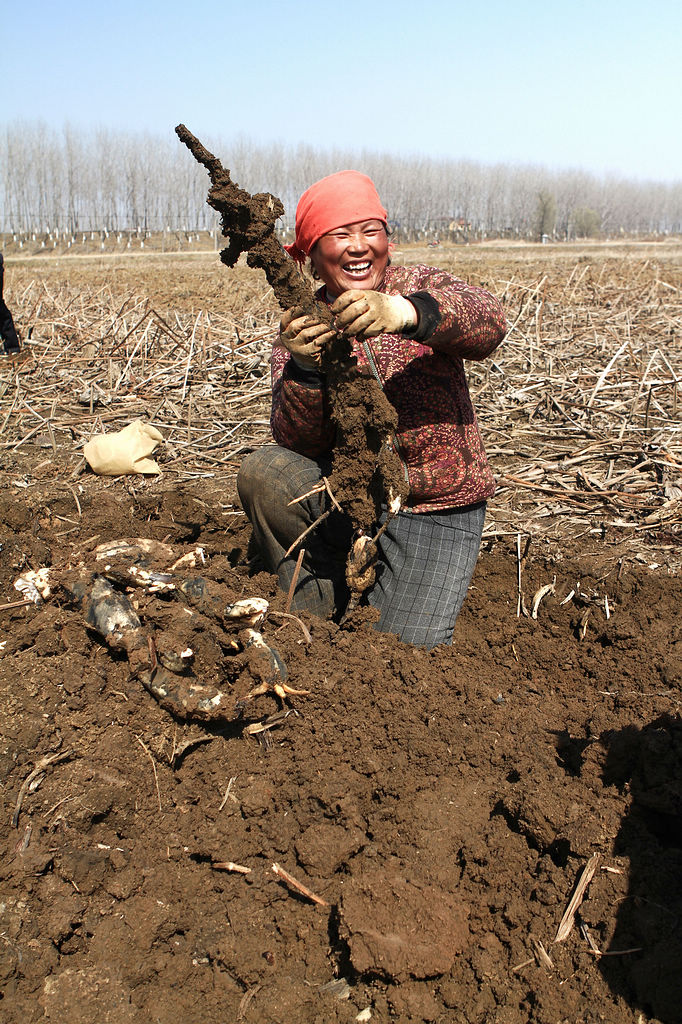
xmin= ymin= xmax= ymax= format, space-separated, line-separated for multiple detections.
xmin=554 ymin=852 xmax=601 ymax=942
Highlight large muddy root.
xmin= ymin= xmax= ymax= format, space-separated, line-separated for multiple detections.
xmin=323 ymin=364 xmax=406 ymax=529
xmin=176 ymin=125 xmax=407 ymax=530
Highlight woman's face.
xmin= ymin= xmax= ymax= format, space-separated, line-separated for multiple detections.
xmin=310 ymin=220 xmax=389 ymax=298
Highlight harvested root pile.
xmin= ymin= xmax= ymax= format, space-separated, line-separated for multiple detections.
xmin=175 ymin=124 xmax=407 ymax=531
xmin=15 ymin=538 xmax=309 ymax=724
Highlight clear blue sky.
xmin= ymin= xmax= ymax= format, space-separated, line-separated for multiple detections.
xmin=4 ymin=0 xmax=681 ymax=182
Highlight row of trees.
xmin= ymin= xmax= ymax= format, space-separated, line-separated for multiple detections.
xmin=2 ymin=121 xmax=681 ymax=240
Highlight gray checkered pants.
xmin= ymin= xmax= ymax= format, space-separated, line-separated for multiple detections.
xmin=237 ymin=445 xmax=485 ymax=649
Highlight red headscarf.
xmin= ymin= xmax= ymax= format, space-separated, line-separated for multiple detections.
xmin=284 ymin=170 xmax=387 ymax=265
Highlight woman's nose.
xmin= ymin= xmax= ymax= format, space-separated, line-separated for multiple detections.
xmin=347 ymin=232 xmax=369 ymax=251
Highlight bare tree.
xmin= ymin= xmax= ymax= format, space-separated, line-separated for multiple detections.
xmin=1 ymin=121 xmax=681 ymax=238
xmin=535 ymin=190 xmax=557 ymax=240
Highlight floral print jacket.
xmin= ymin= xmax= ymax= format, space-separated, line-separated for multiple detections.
xmin=270 ymin=263 xmax=506 ymax=513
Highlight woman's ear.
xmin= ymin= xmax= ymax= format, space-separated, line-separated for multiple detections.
xmin=309 ymin=243 xmax=320 ymax=281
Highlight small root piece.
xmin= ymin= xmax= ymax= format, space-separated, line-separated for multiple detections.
xmin=284 ymin=548 xmax=305 ymax=614
xmin=212 ymin=861 xmax=251 ymax=874
xmin=135 ymin=736 xmax=162 ymax=812
xmin=269 ymin=610 xmax=312 ymax=644
xmin=274 ymin=681 xmax=310 ymax=698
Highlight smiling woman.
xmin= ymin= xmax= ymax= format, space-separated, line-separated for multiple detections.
xmin=237 ymin=170 xmax=508 ymax=649
xmin=279 ymin=215 xmax=418 ymax=368
xmin=313 ymin=219 xmax=390 ymax=294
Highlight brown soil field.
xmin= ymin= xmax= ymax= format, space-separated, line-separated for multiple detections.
xmin=0 ymin=241 xmax=681 ymax=1024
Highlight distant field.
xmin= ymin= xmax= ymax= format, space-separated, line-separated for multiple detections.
xmin=3 ymin=230 xmax=682 ymax=264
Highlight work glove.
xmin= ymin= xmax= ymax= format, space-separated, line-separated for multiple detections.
xmin=84 ymin=419 xmax=163 ymax=476
xmin=280 ymin=306 xmax=335 ymax=369
xmin=332 ymin=290 xmax=418 ymax=338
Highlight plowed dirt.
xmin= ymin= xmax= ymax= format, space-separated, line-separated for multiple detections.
xmin=1 ymin=243 xmax=681 ymax=1024
xmin=1 ymin=470 xmax=680 ymax=1024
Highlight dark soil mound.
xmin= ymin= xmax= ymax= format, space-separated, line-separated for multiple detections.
xmin=1 ymin=480 xmax=681 ymax=1024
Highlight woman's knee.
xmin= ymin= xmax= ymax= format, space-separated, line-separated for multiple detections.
xmin=237 ymin=445 xmax=326 ymax=511
xmin=237 ymin=446 xmax=288 ymax=506
xmin=237 ymin=449 xmax=265 ymax=505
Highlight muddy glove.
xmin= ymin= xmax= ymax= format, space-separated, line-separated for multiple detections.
xmin=84 ymin=419 xmax=163 ymax=476
xmin=280 ymin=306 xmax=335 ymax=370
xmin=332 ymin=290 xmax=418 ymax=338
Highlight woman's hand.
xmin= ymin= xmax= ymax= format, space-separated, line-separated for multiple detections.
xmin=332 ymin=290 xmax=418 ymax=338
xmin=280 ymin=307 xmax=335 ymax=369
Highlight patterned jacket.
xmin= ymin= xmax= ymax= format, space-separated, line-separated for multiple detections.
xmin=270 ymin=263 xmax=506 ymax=513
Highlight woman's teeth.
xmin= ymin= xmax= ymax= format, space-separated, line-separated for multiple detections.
xmin=345 ymin=262 xmax=370 ymax=275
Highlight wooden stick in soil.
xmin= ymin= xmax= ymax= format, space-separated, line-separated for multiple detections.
xmin=516 ymin=533 xmax=524 ymax=618
xmin=284 ymin=547 xmax=306 ymax=614
xmin=0 ymin=598 xmax=35 ymax=613
xmin=11 ymin=750 xmax=74 ymax=828
xmin=212 ymin=860 xmax=251 ymax=874
xmin=271 ymin=862 xmax=329 ymax=907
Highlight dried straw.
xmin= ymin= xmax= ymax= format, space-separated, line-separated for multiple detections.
xmin=2 ymin=249 xmax=680 ymax=553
